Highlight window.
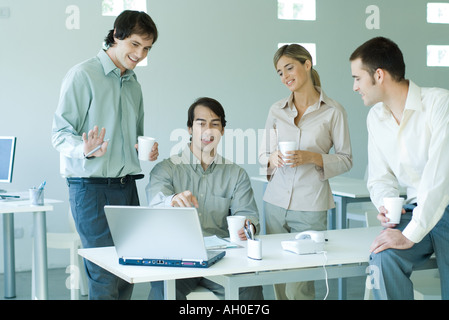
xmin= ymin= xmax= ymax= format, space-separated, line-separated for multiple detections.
xmin=102 ymin=0 xmax=147 ymax=16
xmin=278 ymin=43 xmax=317 ymax=65
xmin=426 ymin=4 xmax=449 ymax=67
xmin=137 ymin=58 xmax=148 ymax=67
xmin=427 ymin=45 xmax=449 ymax=67
xmin=278 ymin=0 xmax=316 ymax=21
xmin=427 ymin=2 xmax=449 ymax=24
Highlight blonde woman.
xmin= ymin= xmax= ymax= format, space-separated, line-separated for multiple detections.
xmin=258 ymin=44 xmax=352 ymax=300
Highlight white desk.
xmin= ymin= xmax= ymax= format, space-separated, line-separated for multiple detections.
xmin=0 ymin=198 xmax=60 ymax=299
xmin=79 ymin=226 xmax=383 ymax=300
xmin=251 ymin=175 xmax=376 ymax=299
xmin=329 ymin=176 xmax=406 ymax=229
xmin=328 ymin=176 xmax=373 ymax=229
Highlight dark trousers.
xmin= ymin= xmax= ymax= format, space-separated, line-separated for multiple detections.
xmin=68 ymin=177 xmax=140 ymax=299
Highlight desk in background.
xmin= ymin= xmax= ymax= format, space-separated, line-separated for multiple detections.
xmin=0 ymin=197 xmax=61 ymax=299
xmin=328 ymin=176 xmax=373 ymax=229
xmin=328 ymin=176 xmax=406 ymax=229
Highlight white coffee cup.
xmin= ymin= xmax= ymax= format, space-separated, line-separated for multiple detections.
xmin=247 ymin=238 xmax=262 ymax=260
xmin=383 ymin=197 xmax=404 ymax=224
xmin=278 ymin=141 xmax=298 ymax=165
xmin=138 ymin=136 xmax=156 ymax=161
xmin=227 ymin=215 xmax=246 ymax=243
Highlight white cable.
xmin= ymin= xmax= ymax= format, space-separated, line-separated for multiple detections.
xmin=317 ymin=251 xmax=329 ymax=300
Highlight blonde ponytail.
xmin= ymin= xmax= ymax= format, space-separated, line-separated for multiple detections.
xmin=311 ymin=68 xmax=321 ymax=87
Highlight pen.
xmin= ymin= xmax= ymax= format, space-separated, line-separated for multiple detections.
xmin=84 ymin=139 xmax=109 ymax=158
xmin=244 ymin=227 xmax=251 ymax=240
xmin=245 ymin=220 xmax=254 ymax=240
xmin=0 ymin=195 xmax=20 ymax=199
xmin=38 ymin=180 xmax=46 ymax=190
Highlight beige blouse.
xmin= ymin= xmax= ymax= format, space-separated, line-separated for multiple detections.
xmin=258 ymin=88 xmax=352 ymax=211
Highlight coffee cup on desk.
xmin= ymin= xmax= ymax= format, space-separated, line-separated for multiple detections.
xmin=383 ymin=197 xmax=404 ymax=224
xmin=227 ymin=215 xmax=246 ymax=243
xmin=278 ymin=141 xmax=298 ymax=166
xmin=138 ymin=136 xmax=156 ymax=161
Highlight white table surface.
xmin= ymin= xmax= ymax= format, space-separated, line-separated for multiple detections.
xmin=0 ymin=199 xmax=59 ymax=213
xmin=328 ymin=176 xmax=371 ymax=198
xmin=79 ymin=226 xmax=382 ymax=299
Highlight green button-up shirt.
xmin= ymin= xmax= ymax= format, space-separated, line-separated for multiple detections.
xmin=52 ymin=49 xmax=144 ymax=178
xmin=146 ymin=146 xmax=260 ymax=237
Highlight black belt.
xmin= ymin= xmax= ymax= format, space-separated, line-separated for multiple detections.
xmin=67 ymin=174 xmax=144 ymax=185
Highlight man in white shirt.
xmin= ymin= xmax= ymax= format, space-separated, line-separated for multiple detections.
xmin=350 ymin=37 xmax=449 ymax=300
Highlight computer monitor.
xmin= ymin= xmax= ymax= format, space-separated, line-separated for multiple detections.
xmin=0 ymin=137 xmax=17 ymax=189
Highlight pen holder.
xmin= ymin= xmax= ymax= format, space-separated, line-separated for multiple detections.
xmin=247 ymin=238 xmax=262 ymax=260
xmin=29 ymin=188 xmax=44 ymax=206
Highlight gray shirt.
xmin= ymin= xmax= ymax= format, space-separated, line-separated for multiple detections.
xmin=52 ymin=50 xmax=144 ymax=178
xmin=146 ymin=146 xmax=260 ymax=237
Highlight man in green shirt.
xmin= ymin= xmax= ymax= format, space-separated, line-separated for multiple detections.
xmin=52 ymin=10 xmax=159 ymax=299
xmin=146 ymin=97 xmax=263 ymax=299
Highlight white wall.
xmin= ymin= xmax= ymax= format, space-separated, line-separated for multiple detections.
xmin=0 ymin=0 xmax=448 ymax=272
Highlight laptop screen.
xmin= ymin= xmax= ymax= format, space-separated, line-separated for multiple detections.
xmin=105 ymin=206 xmax=209 ymax=261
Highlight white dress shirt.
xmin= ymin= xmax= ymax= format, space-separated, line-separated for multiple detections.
xmin=259 ymin=88 xmax=352 ymax=211
xmin=367 ymin=80 xmax=449 ymax=243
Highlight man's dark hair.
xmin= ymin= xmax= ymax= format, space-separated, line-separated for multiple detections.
xmin=187 ymin=97 xmax=227 ymax=128
xmin=350 ymin=37 xmax=406 ymax=82
xmin=104 ymin=10 xmax=158 ymax=48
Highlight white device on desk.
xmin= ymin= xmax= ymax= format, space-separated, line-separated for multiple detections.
xmin=281 ymin=230 xmax=326 ymax=255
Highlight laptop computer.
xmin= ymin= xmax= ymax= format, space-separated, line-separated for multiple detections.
xmin=104 ymin=205 xmax=226 ymax=268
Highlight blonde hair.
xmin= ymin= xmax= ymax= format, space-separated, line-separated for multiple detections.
xmin=273 ymin=44 xmax=321 ymax=87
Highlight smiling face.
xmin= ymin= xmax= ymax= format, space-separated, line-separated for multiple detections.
xmin=351 ymin=58 xmax=382 ymax=106
xmin=108 ymin=32 xmax=154 ymax=75
xmin=188 ymin=105 xmax=224 ymax=159
xmin=276 ymin=55 xmax=312 ymax=93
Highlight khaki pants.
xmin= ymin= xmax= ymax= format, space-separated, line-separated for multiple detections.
xmin=264 ymin=202 xmax=327 ymax=300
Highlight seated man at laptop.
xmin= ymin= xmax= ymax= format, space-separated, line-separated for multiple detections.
xmin=146 ymin=97 xmax=263 ymax=300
